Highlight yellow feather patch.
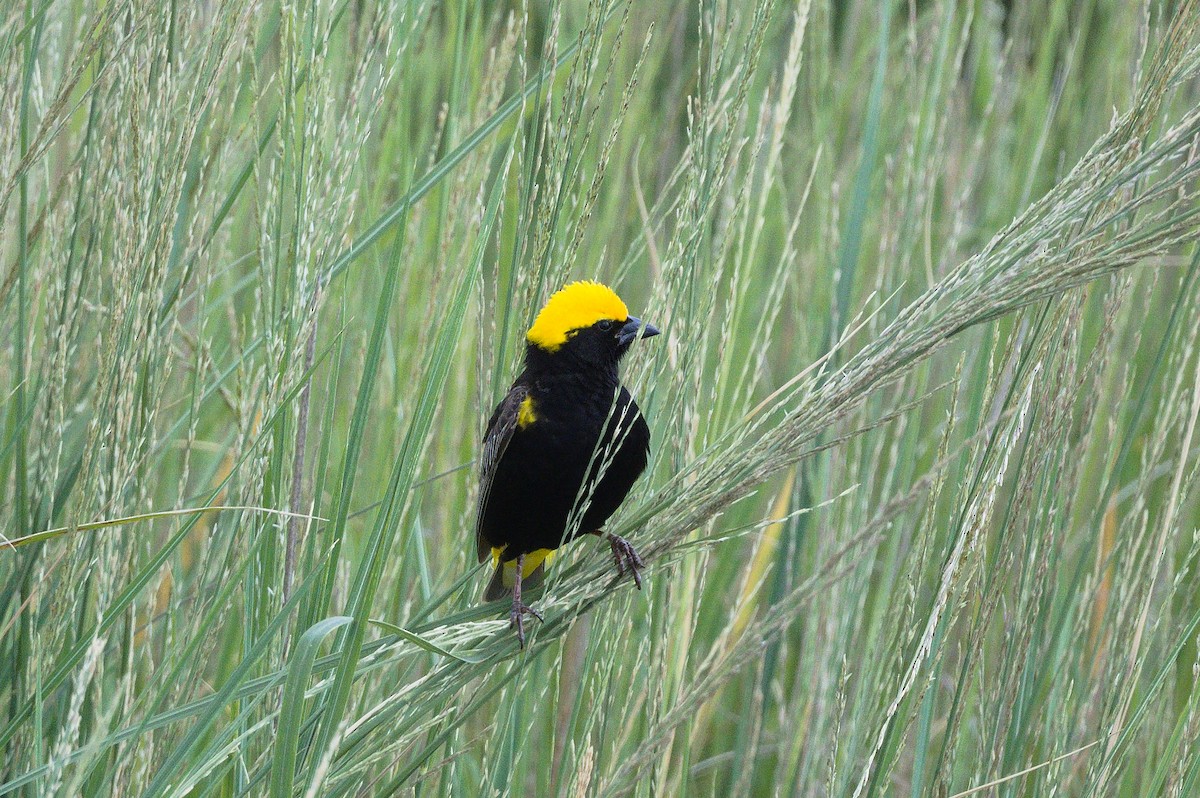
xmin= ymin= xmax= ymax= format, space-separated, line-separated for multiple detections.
xmin=526 ymin=281 xmax=629 ymax=352
xmin=491 ymin=547 xmax=556 ymax=588
xmin=517 ymin=395 xmax=537 ymax=428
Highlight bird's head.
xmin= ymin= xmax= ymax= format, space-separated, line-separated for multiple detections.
xmin=525 ymin=281 xmax=660 ymax=367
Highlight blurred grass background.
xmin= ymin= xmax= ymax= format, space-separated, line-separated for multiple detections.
xmin=5 ymin=0 xmax=1200 ymax=795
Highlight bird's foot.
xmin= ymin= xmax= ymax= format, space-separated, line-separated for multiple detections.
xmin=606 ymin=533 xmax=645 ymax=590
xmin=509 ymin=599 xmax=543 ymax=648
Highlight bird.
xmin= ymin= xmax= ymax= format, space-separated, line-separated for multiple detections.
xmin=475 ymin=280 xmax=660 ymax=646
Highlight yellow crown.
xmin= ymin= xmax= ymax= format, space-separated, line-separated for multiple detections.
xmin=526 ymin=281 xmax=629 ymax=351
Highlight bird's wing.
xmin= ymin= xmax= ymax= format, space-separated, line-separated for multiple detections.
xmin=475 ymin=382 xmax=529 ymax=563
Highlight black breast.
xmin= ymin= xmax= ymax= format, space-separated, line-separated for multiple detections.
xmin=480 ymin=382 xmax=650 ymax=556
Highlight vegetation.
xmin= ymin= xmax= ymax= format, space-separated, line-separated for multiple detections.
xmin=4 ymin=0 xmax=1200 ymax=794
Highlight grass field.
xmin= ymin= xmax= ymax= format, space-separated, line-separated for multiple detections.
xmin=5 ymin=0 xmax=1200 ymax=795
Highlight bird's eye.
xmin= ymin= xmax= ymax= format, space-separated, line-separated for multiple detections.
xmin=598 ymin=319 xmax=613 ymax=331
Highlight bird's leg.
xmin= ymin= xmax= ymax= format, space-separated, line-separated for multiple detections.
xmin=600 ymin=531 xmax=645 ymax=590
xmin=509 ymin=553 xmax=543 ymax=648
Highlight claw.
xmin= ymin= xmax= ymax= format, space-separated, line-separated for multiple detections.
xmin=509 ymin=552 xmax=543 ymax=648
xmin=606 ymin=533 xmax=644 ymax=590
xmin=509 ymin=600 xmax=542 ymax=648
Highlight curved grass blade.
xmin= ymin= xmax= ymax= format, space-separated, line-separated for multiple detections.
xmin=366 ymin=619 xmax=488 ymax=664
xmin=0 ymin=506 xmax=326 ymax=551
xmin=270 ymin=615 xmax=353 ymax=798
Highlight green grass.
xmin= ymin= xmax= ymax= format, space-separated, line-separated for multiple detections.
xmin=4 ymin=0 xmax=1200 ymax=795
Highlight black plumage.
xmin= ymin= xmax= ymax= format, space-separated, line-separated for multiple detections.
xmin=474 ymin=285 xmax=659 ymax=645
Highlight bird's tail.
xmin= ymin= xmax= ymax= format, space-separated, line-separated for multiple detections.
xmin=483 ymin=548 xmax=556 ymax=602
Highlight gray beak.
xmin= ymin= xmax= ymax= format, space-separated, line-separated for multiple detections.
xmin=618 ymin=316 xmax=661 ymax=347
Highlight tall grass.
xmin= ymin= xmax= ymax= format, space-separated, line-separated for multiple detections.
xmin=4 ymin=0 xmax=1200 ymax=795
